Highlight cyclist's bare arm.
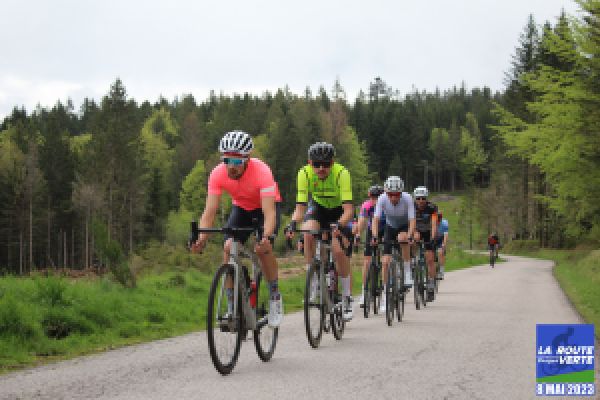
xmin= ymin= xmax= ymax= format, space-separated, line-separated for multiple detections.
xmin=192 ymin=193 xmax=221 ymax=252
xmin=408 ymin=218 xmax=416 ymax=239
xmin=287 ymin=203 xmax=307 ymax=238
xmin=260 ymin=196 xmax=276 ymax=238
xmin=354 ymin=216 xmax=367 ymax=236
xmin=371 ymin=216 xmax=380 ymax=239
xmin=338 ymin=203 xmax=354 ymax=227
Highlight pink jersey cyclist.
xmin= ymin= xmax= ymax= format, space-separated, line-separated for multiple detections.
xmin=208 ymin=157 xmax=282 ymax=210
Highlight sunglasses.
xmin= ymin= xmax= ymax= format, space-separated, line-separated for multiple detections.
xmin=222 ymin=157 xmax=246 ymax=166
xmin=416 ymin=197 xmax=427 ymax=201
xmin=387 ymin=192 xmax=401 ymax=197
xmin=311 ymin=161 xmax=332 ymax=169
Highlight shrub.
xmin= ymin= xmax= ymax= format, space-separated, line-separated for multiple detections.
xmin=35 ymin=277 xmax=70 ymax=307
xmin=42 ymin=308 xmax=94 ymax=339
xmin=0 ymin=297 xmax=40 ymax=340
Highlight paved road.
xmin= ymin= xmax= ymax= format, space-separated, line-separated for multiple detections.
xmin=1 ymin=255 xmax=598 ymax=400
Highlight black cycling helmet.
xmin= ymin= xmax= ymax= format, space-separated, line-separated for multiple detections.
xmin=308 ymin=142 xmax=335 ymax=162
xmin=368 ymin=185 xmax=384 ymax=197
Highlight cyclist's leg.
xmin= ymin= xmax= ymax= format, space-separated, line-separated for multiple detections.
xmin=424 ymin=232 xmax=436 ymax=285
xmin=398 ymin=229 xmax=413 ymax=286
xmin=302 ymin=202 xmax=322 ymax=268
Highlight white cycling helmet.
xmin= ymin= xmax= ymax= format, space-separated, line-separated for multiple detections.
xmin=413 ymin=186 xmax=429 ymax=198
xmin=219 ymin=130 xmax=253 ymax=155
xmin=384 ymin=176 xmax=404 ymax=192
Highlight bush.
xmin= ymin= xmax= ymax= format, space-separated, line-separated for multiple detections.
xmin=503 ymin=240 xmax=540 ymax=252
xmin=35 ymin=277 xmax=70 ymax=307
xmin=42 ymin=308 xmax=94 ymax=339
xmin=0 ymin=297 xmax=40 ymax=340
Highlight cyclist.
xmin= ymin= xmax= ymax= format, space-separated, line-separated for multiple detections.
xmin=434 ymin=212 xmax=449 ymax=279
xmin=413 ymin=186 xmax=438 ymax=302
xmin=487 ymin=232 xmax=500 ymax=266
xmin=286 ymin=142 xmax=355 ymax=322
xmin=191 ymin=130 xmax=283 ymax=328
xmin=371 ymin=176 xmax=415 ymax=314
xmin=352 ymin=184 xmax=385 ymax=307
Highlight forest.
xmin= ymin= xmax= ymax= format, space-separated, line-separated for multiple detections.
xmin=1 ymin=2 xmax=599 ymax=276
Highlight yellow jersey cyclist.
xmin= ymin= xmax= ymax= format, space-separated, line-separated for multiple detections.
xmin=286 ymin=142 xmax=355 ymax=322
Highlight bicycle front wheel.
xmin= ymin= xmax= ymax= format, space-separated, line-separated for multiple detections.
xmin=304 ymin=261 xmax=324 ymax=348
xmin=331 ymin=295 xmax=345 ymax=340
xmin=253 ymin=272 xmax=278 ymax=362
xmin=385 ymin=266 xmax=395 ymax=326
xmin=207 ymin=264 xmax=242 ymax=375
xmin=396 ymin=264 xmax=404 ymax=322
xmin=413 ymin=264 xmax=421 ymax=310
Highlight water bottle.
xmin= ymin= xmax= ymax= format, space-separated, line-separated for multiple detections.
xmin=250 ymin=281 xmax=257 ymax=308
xmin=325 ymin=270 xmax=331 ymax=289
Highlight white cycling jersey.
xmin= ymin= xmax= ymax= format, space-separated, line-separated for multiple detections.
xmin=374 ymin=192 xmax=415 ymax=229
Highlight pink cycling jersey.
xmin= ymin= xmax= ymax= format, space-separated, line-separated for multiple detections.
xmin=360 ymin=199 xmax=376 ymax=219
xmin=208 ymin=158 xmax=281 ymax=211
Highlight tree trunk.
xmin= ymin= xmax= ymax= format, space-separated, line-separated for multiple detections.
xmin=19 ymin=230 xmax=23 ymax=276
xmin=29 ymin=198 xmax=33 ymax=271
xmin=85 ymin=207 xmax=90 ymax=268
xmin=129 ymin=195 xmax=133 ymax=254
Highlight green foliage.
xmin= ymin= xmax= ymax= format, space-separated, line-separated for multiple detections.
xmin=179 ymin=160 xmax=207 ymax=213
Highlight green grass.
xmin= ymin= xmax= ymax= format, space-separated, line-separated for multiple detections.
xmin=505 ymin=247 xmax=600 ymax=338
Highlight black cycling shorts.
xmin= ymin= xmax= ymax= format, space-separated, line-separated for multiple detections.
xmin=364 ymin=228 xmax=384 ymax=257
xmin=224 ymin=204 xmax=281 ymax=244
xmin=383 ymin=224 xmax=409 ymax=255
xmin=433 ymin=235 xmax=444 ymax=250
xmin=417 ymin=230 xmax=436 ymax=251
xmin=303 ymin=201 xmax=353 ymax=257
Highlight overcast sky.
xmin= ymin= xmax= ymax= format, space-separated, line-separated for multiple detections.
xmin=0 ymin=0 xmax=581 ymax=120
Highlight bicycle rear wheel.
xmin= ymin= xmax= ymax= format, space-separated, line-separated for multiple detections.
xmin=304 ymin=261 xmax=324 ymax=348
xmin=363 ymin=263 xmax=372 ymax=318
xmin=490 ymin=251 xmax=495 ymax=267
xmin=253 ymin=271 xmax=278 ymax=362
xmin=207 ymin=264 xmax=242 ymax=375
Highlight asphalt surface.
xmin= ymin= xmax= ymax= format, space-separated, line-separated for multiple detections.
xmin=1 ymin=255 xmax=598 ymax=400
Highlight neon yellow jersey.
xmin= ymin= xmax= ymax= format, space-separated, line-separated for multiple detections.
xmin=296 ymin=162 xmax=352 ymax=208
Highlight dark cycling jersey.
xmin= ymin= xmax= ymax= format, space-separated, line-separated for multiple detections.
xmin=415 ymin=201 xmax=438 ymax=233
xmin=488 ymin=235 xmax=499 ymax=246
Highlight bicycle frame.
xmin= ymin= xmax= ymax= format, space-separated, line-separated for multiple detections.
xmin=298 ymin=229 xmax=340 ymax=314
xmin=191 ymin=223 xmax=267 ymax=331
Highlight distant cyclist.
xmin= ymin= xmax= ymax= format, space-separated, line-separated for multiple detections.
xmin=286 ymin=142 xmax=355 ymax=321
xmin=353 ymin=184 xmax=385 ymax=307
xmin=191 ymin=130 xmax=283 ymax=328
xmin=371 ymin=176 xmax=415 ymax=313
xmin=487 ymin=233 xmax=500 ymax=266
xmin=434 ymin=212 xmax=449 ymax=279
xmin=413 ymin=186 xmax=438 ymax=301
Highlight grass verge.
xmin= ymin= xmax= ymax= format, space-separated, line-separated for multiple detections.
xmin=504 ymin=248 xmax=600 ymax=338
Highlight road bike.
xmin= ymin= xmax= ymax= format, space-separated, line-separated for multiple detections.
xmin=299 ymin=228 xmax=345 ymax=348
xmin=362 ymin=242 xmax=382 ymax=318
xmin=190 ymin=222 xmax=277 ymax=375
